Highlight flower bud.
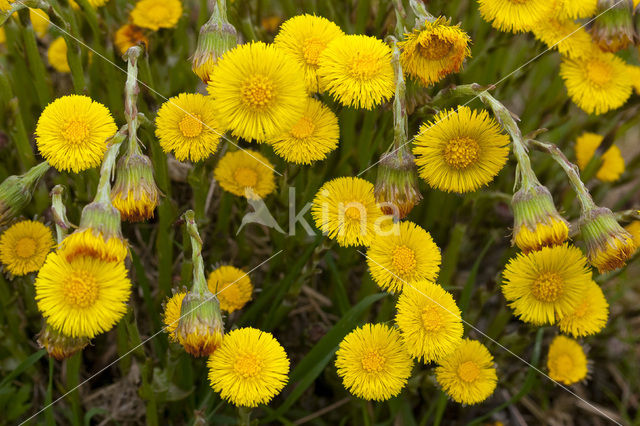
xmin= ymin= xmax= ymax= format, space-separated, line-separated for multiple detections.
xmin=176 ymin=290 xmax=224 ymax=357
xmin=0 ymin=162 xmax=49 ymax=226
xmin=374 ymin=148 xmax=423 ymax=220
xmin=590 ymin=0 xmax=636 ymax=52
xmin=192 ymin=2 xmax=237 ymax=83
xmin=111 ymin=152 xmax=159 ymax=222
xmin=37 ymin=323 xmax=89 ymax=360
xmin=580 ymin=207 xmax=636 ymax=272
xmin=511 ymin=185 xmax=569 ymax=253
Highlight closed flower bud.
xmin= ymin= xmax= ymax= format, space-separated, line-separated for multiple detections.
xmin=111 ymin=152 xmax=159 ymax=222
xmin=580 ymin=207 xmax=635 ymax=272
xmin=590 ymin=0 xmax=636 ymax=52
xmin=192 ymin=1 xmax=237 ymax=83
xmin=375 ymin=148 xmax=422 ymax=220
xmin=37 ymin=323 xmax=89 ymax=360
xmin=176 ymin=290 xmax=224 ymax=357
xmin=0 ymin=162 xmax=50 ymax=226
xmin=511 ymin=185 xmax=569 ymax=253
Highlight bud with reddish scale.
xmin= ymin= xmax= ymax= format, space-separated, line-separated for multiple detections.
xmin=580 ymin=207 xmax=636 ymax=272
xmin=511 ymin=184 xmax=570 ymax=253
xmin=590 ymin=0 xmax=636 ymax=52
xmin=111 ymin=152 xmax=159 ymax=222
xmin=0 ymin=161 xmax=49 ymax=226
xmin=37 ymin=323 xmax=89 ymax=360
xmin=375 ymin=147 xmax=423 ymax=220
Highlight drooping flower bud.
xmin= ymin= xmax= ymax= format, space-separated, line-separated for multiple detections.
xmin=111 ymin=152 xmax=159 ymax=222
xmin=511 ymin=185 xmax=569 ymax=253
xmin=580 ymin=207 xmax=636 ymax=272
xmin=0 ymin=161 xmax=50 ymax=226
xmin=590 ymin=0 xmax=636 ymax=52
xmin=37 ymin=323 xmax=89 ymax=360
xmin=191 ymin=1 xmax=237 ymax=83
xmin=175 ymin=290 xmax=224 ymax=357
xmin=375 ymin=147 xmax=423 ymax=220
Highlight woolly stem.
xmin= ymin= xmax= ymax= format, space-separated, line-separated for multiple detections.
xmin=182 ymin=210 xmax=207 ymax=295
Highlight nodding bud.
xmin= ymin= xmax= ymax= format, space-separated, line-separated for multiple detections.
xmin=192 ymin=2 xmax=238 ymax=83
xmin=0 ymin=162 xmax=50 ymax=226
xmin=580 ymin=207 xmax=636 ymax=273
xmin=374 ymin=147 xmax=423 ymax=220
xmin=511 ymin=184 xmax=569 ymax=253
xmin=37 ymin=323 xmax=89 ymax=360
xmin=111 ymin=152 xmax=160 ymax=222
xmin=590 ymin=0 xmax=636 ymax=52
xmin=176 ymin=290 xmax=225 ymax=357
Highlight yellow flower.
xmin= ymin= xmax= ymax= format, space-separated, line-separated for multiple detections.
xmin=335 ymin=323 xmax=413 ymax=401
xmin=59 ymin=229 xmax=128 ymax=263
xmin=560 ymin=48 xmax=632 ymax=115
xmin=580 ymin=207 xmax=635 ymax=273
xmin=311 ymin=177 xmax=382 ymax=247
xmin=114 ymin=24 xmax=149 ymax=56
xmin=28 ymin=8 xmax=50 ymax=38
xmin=318 ymin=35 xmax=395 ymax=110
xmin=208 ymin=42 xmax=307 ymax=142
xmin=395 ymin=281 xmax=463 ymax=363
xmin=366 ymin=221 xmax=441 ymax=293
xmin=37 ymin=323 xmax=89 ymax=360
xmin=207 ymin=265 xmax=253 ymax=313
xmin=155 ymin=93 xmax=224 ymax=163
xmin=435 ymin=339 xmax=498 ymax=405
xmin=413 ymin=106 xmax=510 ymax=193
xmin=35 ymin=252 xmax=131 ymax=338
xmin=111 ymin=153 xmax=159 ymax=222
xmin=130 ymin=0 xmax=182 ymax=31
xmin=531 ymin=13 xmax=593 ymax=59
xmin=502 ymin=244 xmax=592 ymax=325
xmin=0 ymin=220 xmax=54 ymax=276
xmin=478 ymin=0 xmax=553 ymax=33
xmin=208 ymin=327 xmax=289 ymax=407
xmin=274 ymin=14 xmax=345 ymax=93
xmin=162 ymin=290 xmax=186 ymax=342
xmin=399 ymin=17 xmax=471 ymax=86
xmin=624 ymin=221 xmax=640 ymax=249
xmin=35 ymin=95 xmax=117 ymax=173
xmin=213 ymin=150 xmax=276 ymax=199
xmin=547 ymin=335 xmax=588 ymax=385
xmin=558 ymin=280 xmax=608 ymax=337
xmin=267 ymin=98 xmax=339 ymax=165
xmin=176 ymin=290 xmax=224 ymax=357
xmin=557 ymin=0 xmax=598 ymax=19
xmin=574 ymin=132 xmax=625 ymax=182
xmin=514 ymin=217 xmax=569 ymax=253
xmin=47 ymin=37 xmax=70 ymax=73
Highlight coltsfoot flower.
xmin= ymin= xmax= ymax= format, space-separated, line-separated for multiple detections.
xmin=477 ymin=0 xmax=554 ymax=33
xmin=0 ymin=220 xmax=54 ymax=276
xmin=207 ymin=265 xmax=253 ymax=313
xmin=574 ymin=132 xmax=625 ymax=182
xmin=130 ymin=0 xmax=183 ymax=31
xmin=175 ymin=290 xmax=224 ymax=357
xmin=162 ymin=289 xmax=187 ymax=342
xmin=47 ymin=37 xmax=70 ymax=73
xmin=37 ymin=323 xmax=89 ymax=360
xmin=111 ymin=152 xmax=160 ymax=222
xmin=547 ymin=335 xmax=588 ymax=385
xmin=558 ymin=280 xmax=609 ymax=338
xmin=374 ymin=147 xmax=423 ymax=220
xmin=213 ymin=150 xmax=276 ymax=199
xmin=114 ymin=24 xmax=149 ymax=56
xmin=580 ymin=207 xmax=635 ymax=272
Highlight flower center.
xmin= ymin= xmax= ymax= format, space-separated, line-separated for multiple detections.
xmin=15 ymin=237 xmax=37 ymax=259
xmin=361 ymin=350 xmax=385 ymax=372
xmin=532 ymin=272 xmax=564 ymax=302
xmin=290 ymin=116 xmax=315 ymax=139
xmin=349 ymin=53 xmax=381 ymax=80
xmin=586 ymin=59 xmax=612 ymax=88
xmin=418 ymin=36 xmax=453 ymax=60
xmin=178 ymin=113 xmax=204 ymax=138
xmin=233 ymin=167 xmax=259 ymax=188
xmin=457 ymin=361 xmax=480 ymax=383
xmin=233 ymin=352 xmax=263 ymax=378
xmin=64 ymin=269 xmax=99 ymax=309
xmin=220 ymin=282 xmax=242 ymax=303
xmin=344 ymin=205 xmax=363 ymax=220
xmin=62 ymin=120 xmax=90 ymax=144
xmin=302 ymin=37 xmax=325 ymax=65
xmin=444 ymin=137 xmax=480 ymax=169
xmin=555 ymin=354 xmax=574 ymax=374
xmin=392 ymin=245 xmax=416 ymax=276
xmin=148 ymin=4 xmax=171 ymax=22
xmin=421 ymin=305 xmax=443 ymax=332
xmin=241 ymin=75 xmax=275 ymax=109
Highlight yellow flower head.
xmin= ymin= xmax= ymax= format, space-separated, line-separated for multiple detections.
xmin=208 ymin=42 xmax=307 ymax=142
xmin=413 ymin=106 xmax=510 ymax=193
xmin=624 ymin=221 xmax=640 ymax=249
xmin=130 ymin=0 xmax=182 ymax=31
xmin=547 ymin=335 xmax=588 ymax=385
xmin=399 ymin=17 xmax=471 ymax=86
xmin=35 ymin=95 xmax=117 ymax=173
xmin=395 ymin=281 xmax=463 ymax=363
xmin=558 ymin=280 xmax=608 ymax=337
xmin=435 ymin=339 xmax=498 ymax=405
xmin=478 ymin=0 xmax=553 ymax=32
xmin=28 ymin=8 xmax=50 ymax=38
xmin=311 ymin=177 xmax=382 ymax=247
xmin=531 ymin=11 xmax=593 ymax=59
xmin=207 ymin=265 xmax=253 ymax=313
xmin=162 ymin=290 xmax=186 ymax=342
xmin=59 ymin=229 xmax=129 ymax=263
xmin=111 ymin=153 xmax=159 ymax=222
xmin=268 ymin=98 xmax=339 ymax=165
xmin=575 ymin=132 xmax=625 ymax=182
xmin=560 ymin=48 xmax=632 ymax=115
xmin=580 ymin=207 xmax=635 ymax=273
xmin=114 ymin=24 xmax=149 ymax=56
xmin=335 ymin=323 xmax=413 ymax=401
xmin=274 ymin=14 xmax=345 ymax=93
xmin=213 ymin=150 xmax=276 ymax=199
xmin=35 ymin=252 xmax=131 ymax=338
xmin=208 ymin=327 xmax=289 ymax=407
xmin=155 ymin=93 xmax=225 ymax=163
xmin=176 ymin=290 xmax=224 ymax=357
xmin=47 ymin=37 xmax=70 ymax=73
xmin=37 ymin=323 xmax=89 ymax=360
xmin=318 ymin=35 xmax=395 ymax=110
xmin=366 ymin=221 xmax=441 ymax=293
xmin=502 ymin=244 xmax=592 ymax=325
xmin=0 ymin=220 xmax=54 ymax=276
xmin=557 ymin=0 xmax=598 ymax=19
